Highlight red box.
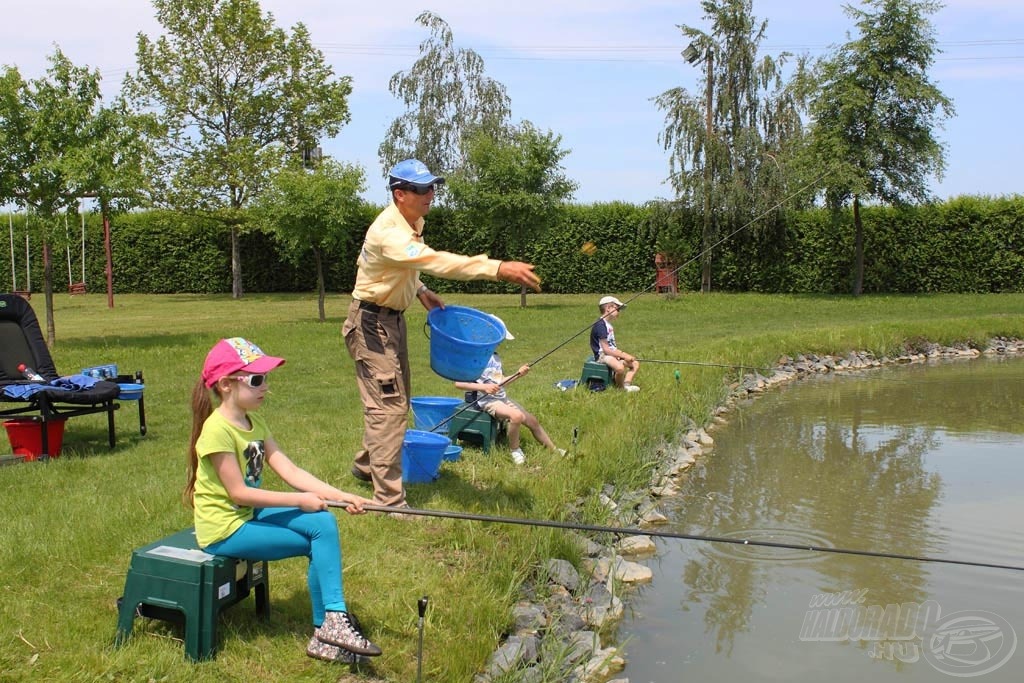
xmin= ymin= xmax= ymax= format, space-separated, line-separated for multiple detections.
xmin=3 ymin=418 xmax=66 ymax=460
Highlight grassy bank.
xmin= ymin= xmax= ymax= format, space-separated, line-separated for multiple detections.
xmin=2 ymin=292 xmax=1023 ymax=682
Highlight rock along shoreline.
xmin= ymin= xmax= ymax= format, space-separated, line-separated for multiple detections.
xmin=475 ymin=338 xmax=1024 ymax=683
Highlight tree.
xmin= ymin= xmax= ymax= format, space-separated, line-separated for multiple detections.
xmin=446 ymin=121 xmax=577 ymax=306
xmin=123 ymin=0 xmax=353 ymax=298
xmin=655 ymin=0 xmax=803 ymax=292
xmin=803 ymin=0 xmax=953 ymax=296
xmin=255 ymin=159 xmax=366 ymax=321
xmin=378 ymin=11 xmax=511 ymax=179
xmin=0 ymin=50 xmax=144 ymax=341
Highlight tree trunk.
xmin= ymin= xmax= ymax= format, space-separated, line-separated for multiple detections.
xmin=231 ymin=225 xmax=243 ymax=299
xmin=314 ymin=246 xmax=326 ymax=322
xmin=101 ymin=197 xmax=114 ymax=309
xmin=520 ymin=284 xmax=527 ymax=308
xmin=852 ymin=195 xmax=864 ymax=297
xmin=43 ymin=238 xmax=55 ymax=346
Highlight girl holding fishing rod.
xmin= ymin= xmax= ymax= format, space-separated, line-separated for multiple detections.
xmin=184 ymin=337 xmax=381 ymax=663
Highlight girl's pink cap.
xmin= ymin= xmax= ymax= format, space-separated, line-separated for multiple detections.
xmin=202 ymin=338 xmax=285 ymax=387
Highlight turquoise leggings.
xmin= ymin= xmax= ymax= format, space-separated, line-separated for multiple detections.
xmin=205 ymin=507 xmax=346 ymax=626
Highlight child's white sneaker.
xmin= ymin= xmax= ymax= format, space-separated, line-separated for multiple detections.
xmin=624 ymin=384 xmax=641 ymax=393
xmin=510 ymin=448 xmax=526 ymax=465
xmin=556 ymin=448 xmax=567 ymax=457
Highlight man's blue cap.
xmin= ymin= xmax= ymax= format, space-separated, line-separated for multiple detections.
xmin=388 ymin=159 xmax=446 ymax=190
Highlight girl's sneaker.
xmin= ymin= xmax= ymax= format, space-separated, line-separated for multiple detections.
xmin=307 ymin=634 xmax=356 ymax=663
xmin=316 ymin=611 xmax=382 ymax=656
xmin=510 ymin=448 xmax=526 ymax=465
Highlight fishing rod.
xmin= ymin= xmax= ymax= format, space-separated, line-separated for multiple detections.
xmin=327 ymin=501 xmax=1024 ymax=574
xmin=423 ymin=172 xmax=831 ymax=433
xmin=637 ymin=358 xmax=776 ymax=373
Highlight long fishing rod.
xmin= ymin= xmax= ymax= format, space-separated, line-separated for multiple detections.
xmin=424 ymin=172 xmax=831 ymax=434
xmin=516 ymin=171 xmax=833 ymax=374
xmin=637 ymin=358 xmax=776 ymax=373
xmin=327 ymin=501 xmax=1024 ymax=574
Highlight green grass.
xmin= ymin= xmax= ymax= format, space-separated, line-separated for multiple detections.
xmin=2 ymin=292 xmax=1023 ymax=682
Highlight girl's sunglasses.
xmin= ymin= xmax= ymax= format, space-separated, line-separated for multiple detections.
xmin=228 ymin=374 xmax=267 ymax=388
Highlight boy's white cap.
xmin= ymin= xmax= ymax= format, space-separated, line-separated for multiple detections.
xmin=489 ymin=314 xmax=514 ymax=340
xmin=599 ymin=296 xmax=626 ymax=309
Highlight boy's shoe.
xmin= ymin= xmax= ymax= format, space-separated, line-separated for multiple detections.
xmin=624 ymin=384 xmax=641 ymax=393
xmin=316 ymin=611 xmax=382 ymax=656
xmin=307 ymin=634 xmax=356 ymax=663
xmin=510 ymin=448 xmax=526 ymax=465
xmin=555 ymin=448 xmax=567 ymax=457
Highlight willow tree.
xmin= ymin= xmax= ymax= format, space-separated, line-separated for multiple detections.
xmin=804 ymin=0 xmax=953 ymax=296
xmin=124 ymin=0 xmax=353 ymax=298
xmin=655 ymin=0 xmax=803 ymax=292
xmin=378 ymin=11 xmax=511 ymax=180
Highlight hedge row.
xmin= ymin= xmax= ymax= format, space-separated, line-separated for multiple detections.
xmin=2 ymin=195 xmax=1021 ymax=296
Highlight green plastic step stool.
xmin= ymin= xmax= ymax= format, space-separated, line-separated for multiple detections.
xmin=115 ymin=527 xmax=270 ymax=661
xmin=580 ymin=358 xmax=614 ymax=390
xmin=448 ymin=403 xmax=503 ymax=453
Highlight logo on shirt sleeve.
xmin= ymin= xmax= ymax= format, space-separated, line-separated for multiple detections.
xmin=405 ymin=243 xmax=424 ymax=258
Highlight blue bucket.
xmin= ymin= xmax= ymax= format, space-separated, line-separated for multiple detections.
xmin=401 ymin=429 xmax=450 ymax=483
xmin=426 ymin=306 xmax=506 ymax=381
xmin=443 ymin=444 xmax=463 ymax=462
xmin=410 ymin=396 xmax=463 ymax=433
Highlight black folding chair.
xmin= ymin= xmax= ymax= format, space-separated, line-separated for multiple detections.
xmin=0 ymin=294 xmax=144 ymax=457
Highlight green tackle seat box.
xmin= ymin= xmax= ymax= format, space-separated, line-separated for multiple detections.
xmin=448 ymin=402 xmax=504 ymax=453
xmin=115 ymin=527 xmax=270 ymax=661
xmin=580 ymin=358 xmax=614 ymax=390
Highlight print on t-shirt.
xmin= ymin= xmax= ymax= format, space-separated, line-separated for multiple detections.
xmin=244 ymin=440 xmax=265 ymax=487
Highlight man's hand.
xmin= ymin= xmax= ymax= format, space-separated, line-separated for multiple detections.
xmin=497 ymin=261 xmax=541 ymax=292
xmin=418 ymin=288 xmax=445 ymax=311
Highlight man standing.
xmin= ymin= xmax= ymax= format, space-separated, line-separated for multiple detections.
xmin=342 ymin=159 xmax=541 ymax=508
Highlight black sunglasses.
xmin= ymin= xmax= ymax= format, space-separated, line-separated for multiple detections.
xmin=396 ymin=183 xmax=437 ymax=195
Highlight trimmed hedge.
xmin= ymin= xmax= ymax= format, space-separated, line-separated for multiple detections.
xmin=2 ymin=195 xmax=1021 ymax=296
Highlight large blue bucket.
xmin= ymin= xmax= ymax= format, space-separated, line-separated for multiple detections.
xmin=401 ymin=429 xmax=450 ymax=483
xmin=410 ymin=396 xmax=463 ymax=433
xmin=426 ymin=305 xmax=506 ymax=381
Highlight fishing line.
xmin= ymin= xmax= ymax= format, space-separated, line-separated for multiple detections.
xmin=637 ymin=358 xmax=777 ymax=373
xmin=328 ymin=501 xmax=1024 ymax=573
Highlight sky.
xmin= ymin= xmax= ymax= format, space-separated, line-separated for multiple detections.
xmin=2 ymin=0 xmax=1023 ymax=205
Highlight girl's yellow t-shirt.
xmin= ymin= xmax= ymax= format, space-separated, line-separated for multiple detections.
xmin=193 ymin=410 xmax=271 ymax=548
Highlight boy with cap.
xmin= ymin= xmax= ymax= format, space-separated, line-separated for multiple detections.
xmin=590 ymin=296 xmax=641 ymax=392
xmin=342 ymin=159 xmax=541 ymax=508
xmin=453 ymin=316 xmax=565 ymax=465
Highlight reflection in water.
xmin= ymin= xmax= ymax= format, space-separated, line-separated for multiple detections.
xmin=619 ymin=357 xmax=1024 ymax=682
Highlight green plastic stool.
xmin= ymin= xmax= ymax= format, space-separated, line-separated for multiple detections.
xmin=580 ymin=359 xmax=614 ymax=390
xmin=448 ymin=403 xmax=502 ymax=453
xmin=115 ymin=528 xmax=270 ymax=661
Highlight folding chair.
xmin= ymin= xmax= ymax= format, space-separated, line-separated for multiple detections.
xmin=0 ymin=294 xmax=142 ymax=457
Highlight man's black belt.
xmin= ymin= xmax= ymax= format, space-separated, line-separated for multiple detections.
xmin=357 ymin=300 xmax=400 ymax=315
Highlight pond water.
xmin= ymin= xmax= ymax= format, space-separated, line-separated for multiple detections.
xmin=618 ymin=356 xmax=1024 ymax=682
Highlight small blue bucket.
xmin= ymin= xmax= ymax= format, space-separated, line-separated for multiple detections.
xmin=410 ymin=396 xmax=463 ymax=433
xmin=426 ymin=306 xmax=506 ymax=381
xmin=401 ymin=429 xmax=450 ymax=484
xmin=443 ymin=444 xmax=463 ymax=462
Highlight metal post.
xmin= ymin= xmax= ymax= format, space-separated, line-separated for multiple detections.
xmin=417 ymin=596 xmax=429 ymax=683
xmin=702 ymin=48 xmax=714 ymax=294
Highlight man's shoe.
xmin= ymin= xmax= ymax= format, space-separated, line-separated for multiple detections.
xmin=307 ymin=634 xmax=356 ymax=663
xmin=316 ymin=610 xmax=382 ymax=656
xmin=350 ymin=466 xmax=372 ymax=482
